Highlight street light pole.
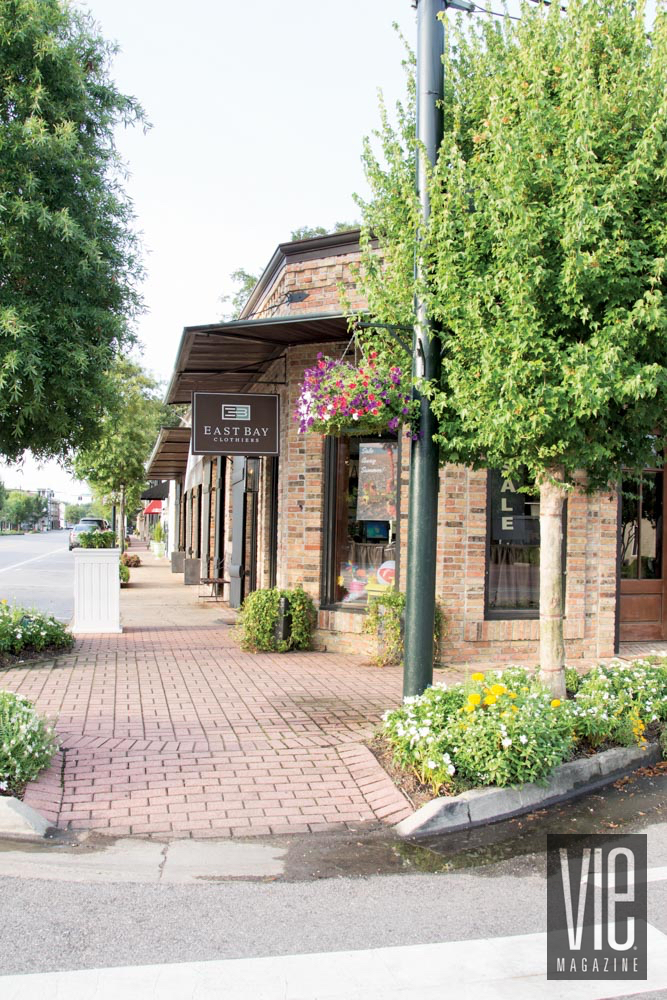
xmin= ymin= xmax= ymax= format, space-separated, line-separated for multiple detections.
xmin=403 ymin=0 xmax=473 ymax=698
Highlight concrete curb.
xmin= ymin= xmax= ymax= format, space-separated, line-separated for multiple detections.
xmin=394 ymin=743 xmax=662 ymax=839
xmin=0 ymin=796 xmax=52 ymax=839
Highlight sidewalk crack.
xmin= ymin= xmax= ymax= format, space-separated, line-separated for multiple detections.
xmin=55 ymin=746 xmax=68 ymax=825
xmin=157 ymin=842 xmax=169 ymax=881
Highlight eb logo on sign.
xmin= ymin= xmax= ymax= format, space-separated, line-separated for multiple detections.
xmin=547 ymin=834 xmax=647 ymax=980
xmin=222 ymin=404 xmax=251 ymax=420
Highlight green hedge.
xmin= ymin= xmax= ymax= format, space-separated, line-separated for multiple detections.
xmin=236 ymin=586 xmax=316 ymax=653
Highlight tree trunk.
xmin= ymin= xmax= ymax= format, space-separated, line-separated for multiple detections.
xmin=538 ymin=469 xmax=567 ymax=698
xmin=119 ymin=485 xmax=126 ymax=555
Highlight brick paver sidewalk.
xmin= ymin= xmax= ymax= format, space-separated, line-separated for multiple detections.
xmin=3 ymin=549 xmax=414 ymax=838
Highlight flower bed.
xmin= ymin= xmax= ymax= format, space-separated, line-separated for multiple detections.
xmin=0 ymin=691 xmax=58 ymax=797
xmin=294 ymin=352 xmax=418 ymax=437
xmin=0 ymin=602 xmax=74 ymax=662
xmin=381 ymin=658 xmax=667 ymax=797
xmin=120 ymin=552 xmax=141 ymax=568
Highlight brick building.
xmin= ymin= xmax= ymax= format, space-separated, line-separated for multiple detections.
xmin=148 ymin=229 xmax=664 ymax=665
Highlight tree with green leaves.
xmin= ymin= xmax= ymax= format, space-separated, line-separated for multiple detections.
xmin=220 ymin=268 xmax=260 ymax=320
xmin=0 ymin=0 xmax=146 ymax=462
xmin=355 ymin=0 xmax=667 ymax=695
xmin=1 ymin=490 xmax=47 ymax=530
xmin=72 ymin=360 xmax=168 ymax=552
xmin=65 ymin=502 xmax=92 ymax=525
xmin=290 ymin=222 xmax=358 ymax=241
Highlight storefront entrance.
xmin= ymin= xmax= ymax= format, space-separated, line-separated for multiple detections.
xmin=619 ymin=469 xmax=667 ymax=641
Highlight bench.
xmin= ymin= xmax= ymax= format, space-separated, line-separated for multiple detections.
xmin=198 ymin=577 xmax=230 ymax=602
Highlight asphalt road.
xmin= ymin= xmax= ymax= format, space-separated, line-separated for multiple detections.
xmin=1 ymin=769 xmax=667 ymax=997
xmin=0 ymin=530 xmax=73 ymax=622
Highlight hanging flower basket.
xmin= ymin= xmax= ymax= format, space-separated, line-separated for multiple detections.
xmin=295 ymin=352 xmax=417 ymax=437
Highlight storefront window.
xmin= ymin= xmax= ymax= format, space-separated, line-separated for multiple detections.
xmin=621 ymin=472 xmax=663 ymax=580
xmin=486 ymin=469 xmax=541 ymax=617
xmin=322 ymin=437 xmax=399 ymax=607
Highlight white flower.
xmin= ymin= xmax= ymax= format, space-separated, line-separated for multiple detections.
xmin=447 ymin=763 xmax=456 ymax=776
xmin=501 ymin=737 xmax=512 ymax=749
xmin=519 ymin=734 xmax=528 ymax=745
xmin=426 ymin=759 xmax=437 ymax=770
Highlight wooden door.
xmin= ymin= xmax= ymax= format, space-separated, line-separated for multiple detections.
xmin=619 ymin=470 xmax=667 ymax=641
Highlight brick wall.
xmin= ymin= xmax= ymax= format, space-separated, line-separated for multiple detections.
xmin=250 ymin=252 xmax=366 ymax=321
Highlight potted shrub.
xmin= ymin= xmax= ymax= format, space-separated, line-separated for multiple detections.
xmin=362 ymin=588 xmax=445 ymax=667
xmin=150 ymin=521 xmax=165 ymax=558
xmin=71 ymin=530 xmax=122 ymax=634
xmin=236 ymin=586 xmax=316 ymax=653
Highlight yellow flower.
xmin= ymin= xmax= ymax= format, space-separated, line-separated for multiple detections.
xmin=511 ymin=705 xmax=519 ymax=713
xmin=467 ymin=693 xmax=481 ymax=706
xmin=464 ymin=704 xmax=475 ymax=713
xmin=490 ymin=683 xmax=507 ymax=697
xmin=483 ymin=694 xmax=497 ymax=706
xmin=508 ymin=692 xmax=517 ymax=699
xmin=551 ymin=699 xmax=561 ymax=708
xmin=471 ymin=672 xmax=484 ymax=682
xmin=0 ymin=599 xmax=6 ymax=605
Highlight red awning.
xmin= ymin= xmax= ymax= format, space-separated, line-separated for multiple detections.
xmin=143 ymin=500 xmax=162 ymax=515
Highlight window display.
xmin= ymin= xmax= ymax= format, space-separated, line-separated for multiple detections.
xmin=326 ymin=437 xmax=398 ymax=606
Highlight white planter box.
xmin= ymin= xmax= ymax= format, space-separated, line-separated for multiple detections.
xmin=72 ymin=548 xmax=122 ymax=634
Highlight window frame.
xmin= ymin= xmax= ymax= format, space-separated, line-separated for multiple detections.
xmin=619 ymin=469 xmax=664 ymax=582
xmin=320 ymin=434 xmax=401 ymax=611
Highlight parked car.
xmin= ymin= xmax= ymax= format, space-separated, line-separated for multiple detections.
xmin=69 ymin=522 xmax=99 ymax=550
xmin=79 ymin=517 xmax=110 ymax=531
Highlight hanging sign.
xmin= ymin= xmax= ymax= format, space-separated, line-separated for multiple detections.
xmin=356 ymin=441 xmax=398 ymax=521
xmin=192 ymin=392 xmax=279 ymax=456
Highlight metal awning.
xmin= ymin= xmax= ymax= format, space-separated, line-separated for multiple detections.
xmin=146 ymin=427 xmax=191 ymax=480
xmin=140 ymin=482 xmax=170 ymax=500
xmin=142 ymin=500 xmax=162 ymax=515
xmin=165 ymin=313 xmax=351 ymax=405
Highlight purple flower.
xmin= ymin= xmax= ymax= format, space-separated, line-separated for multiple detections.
xmin=388 ymin=417 xmax=399 ymax=431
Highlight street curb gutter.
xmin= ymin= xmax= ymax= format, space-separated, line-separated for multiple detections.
xmin=394 ymin=743 xmax=662 ymax=839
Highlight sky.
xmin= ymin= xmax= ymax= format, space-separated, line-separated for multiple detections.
xmin=2 ymin=0 xmax=420 ymax=498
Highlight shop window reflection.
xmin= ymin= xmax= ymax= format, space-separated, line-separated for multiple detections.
xmin=486 ymin=469 xmax=540 ymax=615
xmin=621 ymin=473 xmax=663 ymax=580
xmin=331 ymin=437 xmax=398 ymax=606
